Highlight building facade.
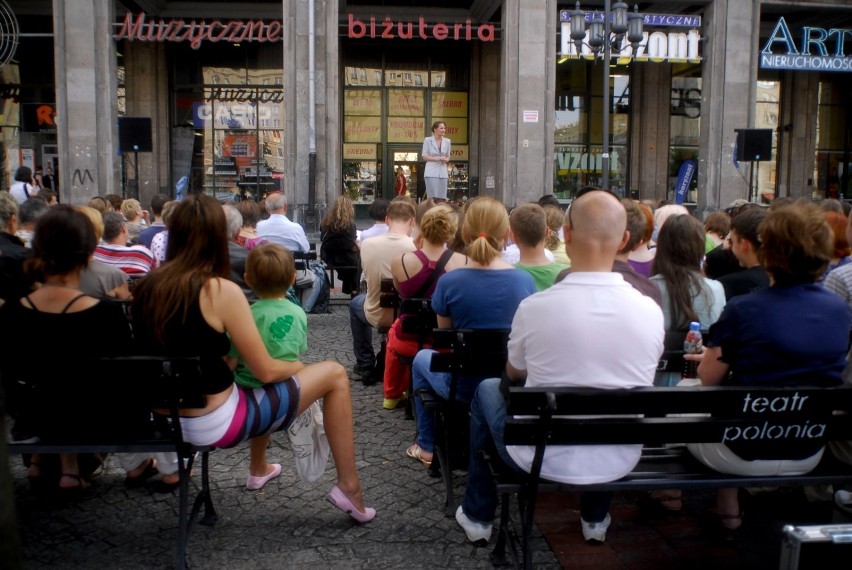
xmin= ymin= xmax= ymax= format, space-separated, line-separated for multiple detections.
xmin=1 ymin=0 xmax=850 ymax=222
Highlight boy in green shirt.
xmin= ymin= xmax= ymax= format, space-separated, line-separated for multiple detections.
xmin=227 ymin=243 xmax=308 ymax=490
xmin=511 ymin=203 xmax=569 ymax=291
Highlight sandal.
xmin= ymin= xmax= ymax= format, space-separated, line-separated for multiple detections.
xmin=59 ymin=473 xmax=90 ymax=491
xmin=405 ymin=443 xmax=433 ymax=468
xmin=124 ymin=459 xmax=159 ymax=488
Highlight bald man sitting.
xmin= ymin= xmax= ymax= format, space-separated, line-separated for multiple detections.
xmin=455 ymin=189 xmax=664 ymax=547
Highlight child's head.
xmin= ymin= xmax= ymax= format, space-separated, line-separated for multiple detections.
xmin=509 ymin=203 xmax=547 ymax=248
xmin=245 ymin=243 xmax=296 ymax=298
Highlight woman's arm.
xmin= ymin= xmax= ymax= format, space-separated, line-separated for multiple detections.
xmin=693 ymin=346 xmax=729 ymax=386
xmin=205 ymin=279 xmax=304 ymax=383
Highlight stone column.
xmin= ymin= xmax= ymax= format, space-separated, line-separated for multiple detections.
xmin=123 ymin=42 xmax=170 ymax=206
xmin=53 ymin=0 xmax=119 ymax=204
xmin=696 ymin=0 xmax=756 ymax=215
xmin=500 ymin=0 xmax=556 ymax=206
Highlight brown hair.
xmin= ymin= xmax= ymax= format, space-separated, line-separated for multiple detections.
xmin=420 ymin=204 xmax=458 ymax=245
xmin=510 ymin=203 xmax=547 ymax=248
xmin=704 ymin=210 xmax=731 ymax=238
xmin=320 ymin=195 xmax=355 ymax=234
xmin=825 ymin=211 xmax=850 ymax=259
xmin=463 ymin=196 xmax=509 ymax=265
xmin=431 ymin=120 xmax=445 ymax=132
xmin=27 ymin=205 xmax=96 ymax=281
xmin=236 ymin=200 xmax=261 ymax=229
xmin=133 ymin=194 xmax=231 ymax=342
xmin=621 ymin=199 xmax=646 ymax=254
xmin=758 ymin=200 xmax=832 ymax=286
xmin=543 ymin=205 xmax=564 ymax=252
xmin=246 ymin=243 xmax=296 ymax=297
xmin=636 ymin=202 xmax=654 ymax=242
xmin=385 ymin=199 xmax=416 ymax=222
xmin=87 ymin=196 xmax=109 ymax=213
xmin=652 ymin=215 xmax=710 ymax=329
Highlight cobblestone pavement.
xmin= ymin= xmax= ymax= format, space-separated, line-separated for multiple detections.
xmin=9 ymin=298 xmax=561 ymax=569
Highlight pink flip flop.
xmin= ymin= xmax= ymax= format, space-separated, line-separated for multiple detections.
xmin=326 ymin=485 xmax=376 ymax=523
xmin=246 ymin=463 xmax=282 ymax=490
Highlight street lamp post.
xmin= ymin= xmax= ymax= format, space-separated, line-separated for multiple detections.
xmin=569 ymin=2 xmax=643 ymax=192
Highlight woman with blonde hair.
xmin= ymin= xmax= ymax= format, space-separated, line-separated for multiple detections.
xmin=382 ymin=204 xmax=467 ymax=410
xmin=132 ymin=194 xmax=375 ymax=522
xmin=543 ymin=205 xmax=571 ymax=266
xmin=121 ymin=199 xmax=147 ymax=241
xmin=405 ymin=197 xmax=536 ymax=466
xmin=320 ymin=195 xmax=360 ymax=296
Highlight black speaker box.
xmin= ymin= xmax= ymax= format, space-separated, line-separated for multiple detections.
xmin=118 ymin=117 xmax=153 ymax=152
xmin=736 ymin=129 xmax=773 ymax=162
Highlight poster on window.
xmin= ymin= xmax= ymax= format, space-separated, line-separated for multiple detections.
xmin=388 ymin=117 xmax=426 ymax=143
xmin=429 ymin=117 xmax=468 ymax=144
xmin=344 ymin=89 xmax=382 ymax=116
xmin=388 ymin=90 xmax=424 ymax=116
xmin=431 ymin=92 xmax=468 ymax=118
xmin=344 ymin=116 xmax=382 ymax=142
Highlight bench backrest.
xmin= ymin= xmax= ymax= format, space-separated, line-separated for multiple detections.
xmin=398 ymin=298 xmax=437 ymax=346
xmin=503 ymin=385 xmax=852 ymax=447
xmin=429 ymin=328 xmax=511 ymax=378
xmin=293 ymin=246 xmax=318 ymax=271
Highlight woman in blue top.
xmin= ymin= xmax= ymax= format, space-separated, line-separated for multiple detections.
xmin=406 ymin=197 xmax=536 ymax=467
xmin=687 ymin=201 xmax=849 ymax=531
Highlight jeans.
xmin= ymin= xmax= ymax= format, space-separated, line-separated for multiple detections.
xmin=460 ymin=377 xmax=612 ymax=525
xmin=349 ymin=294 xmax=374 ymax=369
xmin=412 ymin=349 xmax=450 ymax=452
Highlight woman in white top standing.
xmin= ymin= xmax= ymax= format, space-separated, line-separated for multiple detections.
xmin=421 ymin=121 xmax=451 ymax=202
xmin=10 ymin=166 xmax=38 ymax=204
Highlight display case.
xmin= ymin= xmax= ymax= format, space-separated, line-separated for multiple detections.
xmin=238 ymin=159 xmax=277 ymax=201
xmin=448 ymin=162 xmax=469 ymax=202
xmin=206 ymin=156 xmax=239 ymax=201
xmin=344 ymin=160 xmax=378 ymax=204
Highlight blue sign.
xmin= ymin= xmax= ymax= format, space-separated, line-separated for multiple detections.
xmin=559 ymin=11 xmax=701 ymax=28
xmin=674 ymin=159 xmax=696 ymax=205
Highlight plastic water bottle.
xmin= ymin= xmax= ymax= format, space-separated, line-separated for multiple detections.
xmin=682 ymin=321 xmax=703 ymax=379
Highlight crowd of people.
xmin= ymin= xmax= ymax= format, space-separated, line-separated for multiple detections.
xmin=3 ymin=183 xmax=852 ymax=548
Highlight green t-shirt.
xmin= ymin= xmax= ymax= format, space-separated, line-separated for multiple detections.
xmin=230 ymin=298 xmax=308 ymax=388
xmin=515 ymin=262 xmax=570 ymax=291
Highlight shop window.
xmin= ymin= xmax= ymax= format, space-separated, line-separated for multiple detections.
xmin=753 ymin=80 xmax=779 ymax=202
xmin=814 ymin=77 xmax=852 ymax=200
xmin=553 ymin=61 xmax=629 ymax=198
xmin=669 ymin=64 xmax=702 ymax=203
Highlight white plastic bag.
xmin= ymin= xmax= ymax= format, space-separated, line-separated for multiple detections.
xmin=286 ymin=402 xmax=330 ymax=483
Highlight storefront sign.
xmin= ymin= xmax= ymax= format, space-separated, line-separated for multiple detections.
xmin=207 ymin=87 xmax=284 ymax=104
xmin=344 ymin=90 xmax=382 ymax=116
xmin=347 ymin=14 xmax=495 ymax=42
xmin=344 ymin=116 xmax=382 ymax=143
xmin=559 ymin=11 xmax=701 ymax=28
xmin=523 ymin=110 xmax=539 ymax=123
xmin=559 ymin=12 xmax=701 ymax=62
xmin=555 ymin=146 xmax=621 ymax=173
xmin=192 ymin=101 xmax=282 ymax=129
xmin=450 ymin=145 xmax=469 ymax=161
xmin=674 ymin=159 xmax=696 ymax=205
xmin=343 ymin=144 xmax=377 ymax=160
xmin=115 ymin=13 xmax=282 ymax=50
xmin=431 ymin=92 xmax=468 ymax=118
xmin=22 ymin=103 xmax=56 ymax=133
xmin=388 ymin=90 xmax=424 ymax=116
xmin=760 ymin=17 xmax=852 ymax=72
xmin=388 ymin=117 xmax=426 ymax=143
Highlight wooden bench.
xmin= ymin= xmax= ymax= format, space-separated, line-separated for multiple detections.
xmin=419 ymin=328 xmax=510 ymax=515
xmin=490 ymin=385 xmax=852 ymax=569
xmin=8 ymin=356 xmax=217 ymax=570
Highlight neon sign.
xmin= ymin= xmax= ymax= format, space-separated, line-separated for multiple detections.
xmin=760 ymin=17 xmax=852 ymax=72
xmin=115 ymin=13 xmax=282 ymax=50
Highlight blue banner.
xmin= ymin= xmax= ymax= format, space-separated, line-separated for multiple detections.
xmin=674 ymin=159 xmax=696 ymax=204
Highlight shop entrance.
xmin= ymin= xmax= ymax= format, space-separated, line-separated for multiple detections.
xmin=386 ymin=145 xmax=423 ymax=201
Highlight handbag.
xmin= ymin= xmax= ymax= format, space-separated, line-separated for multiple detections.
xmin=286 ymin=401 xmax=330 ymax=483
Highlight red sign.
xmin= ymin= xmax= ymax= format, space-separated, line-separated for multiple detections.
xmin=115 ymin=13 xmax=282 ymax=50
xmin=347 ymin=15 xmax=495 ymax=42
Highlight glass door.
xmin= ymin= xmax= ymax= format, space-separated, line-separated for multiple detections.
xmin=387 ymin=146 xmax=422 ymax=201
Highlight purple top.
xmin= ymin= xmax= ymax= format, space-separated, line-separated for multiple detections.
xmin=393 ymin=249 xmax=449 ymax=340
xmin=628 ymin=258 xmax=654 ymax=278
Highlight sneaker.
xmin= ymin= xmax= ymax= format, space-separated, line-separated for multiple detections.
xmin=581 ymin=513 xmax=611 ymax=544
xmin=383 ymin=392 xmax=408 ymax=410
xmin=455 ymin=505 xmax=492 ymax=545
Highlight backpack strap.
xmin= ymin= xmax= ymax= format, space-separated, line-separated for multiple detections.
xmin=412 ymin=249 xmax=454 ymax=299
